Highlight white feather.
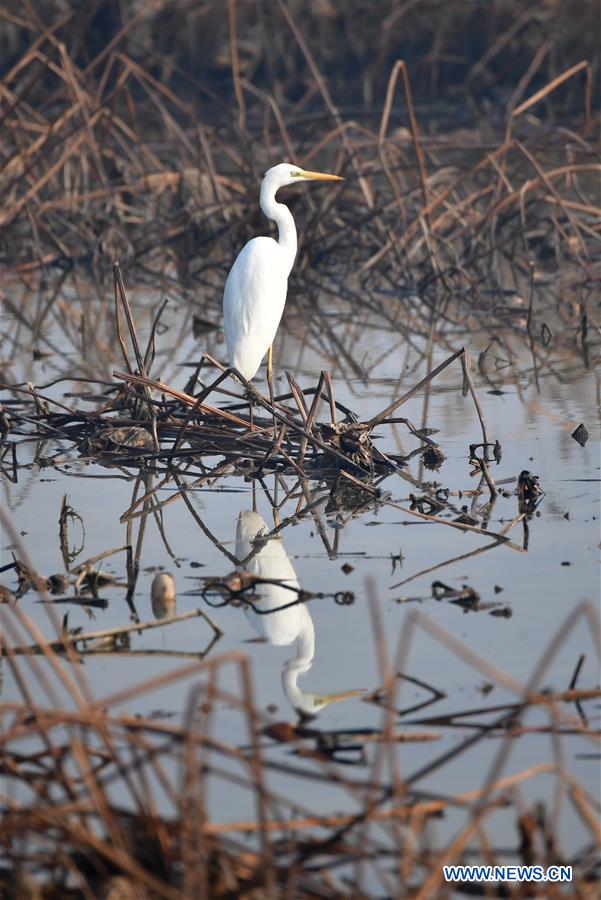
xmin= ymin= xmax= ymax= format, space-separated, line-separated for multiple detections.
xmin=223 ymin=237 xmax=289 ymax=382
xmin=222 ymin=162 xmax=342 ymax=382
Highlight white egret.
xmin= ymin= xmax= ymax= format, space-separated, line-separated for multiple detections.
xmin=235 ymin=510 xmax=363 ymax=718
xmin=223 ymin=163 xmax=343 ymax=386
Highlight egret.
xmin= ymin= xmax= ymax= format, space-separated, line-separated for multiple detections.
xmin=235 ymin=510 xmax=363 ymax=718
xmin=223 ymin=163 xmax=343 ymax=387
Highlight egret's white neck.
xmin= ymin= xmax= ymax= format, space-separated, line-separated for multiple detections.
xmin=281 ymin=608 xmax=315 ymax=708
xmin=260 ymin=178 xmax=297 ymax=273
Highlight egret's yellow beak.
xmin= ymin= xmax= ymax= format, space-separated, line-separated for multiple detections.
xmin=316 ymin=687 xmax=365 ymax=707
xmin=299 ymin=169 xmax=344 ymax=182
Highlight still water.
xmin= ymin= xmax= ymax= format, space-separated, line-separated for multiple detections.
xmin=1 ymin=271 xmax=599 ymax=864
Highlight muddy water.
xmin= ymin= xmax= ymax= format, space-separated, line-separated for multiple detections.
xmin=1 ymin=274 xmax=599 ymax=858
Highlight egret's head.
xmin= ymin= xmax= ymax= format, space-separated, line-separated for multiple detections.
xmin=263 ymin=162 xmax=344 ymax=191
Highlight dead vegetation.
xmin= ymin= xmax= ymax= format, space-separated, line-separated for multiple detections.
xmin=1 ymin=0 xmax=599 ymax=305
xmin=1 ymin=2 xmax=600 ymax=897
xmin=2 ymin=515 xmax=600 ymax=898
xmin=1 ymin=299 xmax=598 ymax=895
xmin=2 ymin=261 xmax=534 ymax=573
xmin=1 ymin=1 xmax=598 ymax=426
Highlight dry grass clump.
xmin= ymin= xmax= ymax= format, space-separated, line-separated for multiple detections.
xmin=1 ymin=6 xmax=599 ymax=897
xmin=1 ymin=0 xmax=598 ymax=316
xmin=2 ymin=540 xmax=599 ymax=898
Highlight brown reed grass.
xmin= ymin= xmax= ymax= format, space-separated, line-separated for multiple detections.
xmin=1 ymin=509 xmax=599 ymax=897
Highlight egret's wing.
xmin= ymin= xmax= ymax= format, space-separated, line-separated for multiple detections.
xmin=235 ymin=510 xmax=299 ymax=583
xmin=223 ymin=237 xmax=288 ymax=380
xmin=235 ymin=510 xmax=267 ymax=563
xmin=235 ymin=510 xmax=302 ymax=644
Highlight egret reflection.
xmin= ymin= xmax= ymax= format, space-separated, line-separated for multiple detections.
xmin=235 ymin=510 xmax=362 ymax=719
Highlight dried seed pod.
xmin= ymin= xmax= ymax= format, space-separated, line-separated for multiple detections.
xmin=517 ymin=470 xmax=543 ymax=516
xmin=422 ymin=444 xmax=445 ymax=471
xmin=319 ymin=422 xmax=374 ymax=469
xmin=151 ymin=572 xmax=176 ymax=620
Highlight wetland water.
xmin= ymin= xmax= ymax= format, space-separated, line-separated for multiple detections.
xmin=2 ymin=1 xmax=600 ymax=892
xmin=2 ymin=270 xmax=599 ymax=868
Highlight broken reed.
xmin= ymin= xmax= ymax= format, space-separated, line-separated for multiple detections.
xmin=1 ymin=276 xmax=598 ymax=896
xmin=1 ymin=523 xmax=599 ymax=899
xmin=1 ymin=260 xmax=506 ymax=515
xmin=1 ymin=0 xmax=598 ymax=304
xmin=4 ymin=257 xmax=554 ymax=600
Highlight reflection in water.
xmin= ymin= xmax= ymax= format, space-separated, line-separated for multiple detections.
xmin=151 ymin=572 xmax=176 ymax=620
xmin=236 ymin=511 xmax=363 ymax=718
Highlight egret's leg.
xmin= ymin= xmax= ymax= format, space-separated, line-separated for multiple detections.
xmin=273 ymin=476 xmax=280 ymax=531
xmin=267 ymin=345 xmax=273 ymax=396
xmin=266 ymin=343 xmax=277 ymax=430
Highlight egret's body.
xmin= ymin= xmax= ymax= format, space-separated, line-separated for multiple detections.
xmin=224 ymin=236 xmax=291 ymax=383
xmin=235 ymin=510 xmax=302 ymax=646
xmin=223 ymin=163 xmax=342 ymax=383
xmin=235 ymin=510 xmax=362 ymax=717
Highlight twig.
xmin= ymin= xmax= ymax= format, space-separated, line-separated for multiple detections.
xmin=5 ymin=607 xmax=223 ymax=655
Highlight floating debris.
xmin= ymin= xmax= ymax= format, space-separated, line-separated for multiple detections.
xmin=47 ymin=574 xmax=70 ymax=595
xmin=571 ymin=423 xmax=590 ymax=447
xmin=432 ymin=580 xmax=481 ymax=610
xmin=151 ymin=572 xmax=177 ymax=620
xmin=82 ymin=425 xmax=155 ymax=455
xmin=422 ymin=444 xmax=446 ymax=471
xmin=318 ymin=422 xmax=375 ymax=470
xmin=517 ymin=470 xmax=544 ymax=517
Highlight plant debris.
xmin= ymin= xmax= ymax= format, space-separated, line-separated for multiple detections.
xmin=571 ymin=423 xmax=590 ymax=447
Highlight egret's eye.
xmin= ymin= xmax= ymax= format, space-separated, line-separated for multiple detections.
xmin=290 ymin=170 xmax=303 ymax=178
